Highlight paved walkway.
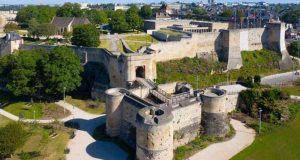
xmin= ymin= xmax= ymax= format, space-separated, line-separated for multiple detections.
xmin=189 ymin=119 xmax=256 ymax=160
xmin=261 ymin=69 xmax=300 ymax=86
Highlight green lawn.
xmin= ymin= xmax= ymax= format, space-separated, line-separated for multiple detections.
xmin=280 ymin=86 xmax=300 ymax=96
xmin=117 ymin=40 xmax=126 ymax=53
xmin=65 ymin=96 xmax=105 ymax=114
xmin=12 ymin=123 xmax=72 ymax=160
xmin=157 ymin=29 xmax=183 ymax=37
xmin=99 ymin=39 xmax=111 ymax=50
xmin=231 ymin=103 xmax=300 ymax=160
xmin=0 ymin=115 xmax=11 ymax=127
xmin=124 ymin=35 xmax=159 ymax=43
xmin=4 ymin=102 xmax=43 ymax=119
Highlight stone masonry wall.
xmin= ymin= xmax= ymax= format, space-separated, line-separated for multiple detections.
xmin=172 ymin=101 xmax=201 ymax=148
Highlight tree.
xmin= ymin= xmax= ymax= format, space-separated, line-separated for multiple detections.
xmin=220 ymin=8 xmax=234 ymax=17
xmin=0 ymin=122 xmax=27 ymax=159
xmin=126 ymin=6 xmax=143 ymax=31
xmin=56 ymin=3 xmax=83 ymax=17
xmin=3 ymin=22 xmax=19 ymax=33
xmin=287 ymin=42 xmax=300 ymax=57
xmin=109 ymin=10 xmax=129 ymax=32
xmin=192 ymin=7 xmax=207 ymax=16
xmin=71 ymin=24 xmax=100 ymax=47
xmin=42 ymin=46 xmax=83 ymax=96
xmin=281 ymin=7 xmax=300 ymax=25
xmin=141 ymin=5 xmax=152 ymax=19
xmin=28 ymin=18 xmax=40 ymax=38
xmin=85 ymin=9 xmax=108 ymax=25
xmin=16 ymin=5 xmax=57 ymax=25
xmin=6 ymin=50 xmax=43 ymax=96
xmin=38 ymin=23 xmax=56 ymax=38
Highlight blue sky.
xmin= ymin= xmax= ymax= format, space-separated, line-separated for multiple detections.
xmin=0 ymin=0 xmax=299 ymax=5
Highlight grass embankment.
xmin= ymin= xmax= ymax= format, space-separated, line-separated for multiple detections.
xmin=231 ymin=102 xmax=300 ymax=160
xmin=65 ymin=96 xmax=105 ymax=114
xmin=99 ymin=39 xmax=111 ymax=50
xmin=175 ymin=125 xmax=235 ymax=160
xmin=124 ymin=35 xmax=159 ymax=52
xmin=157 ymin=50 xmax=295 ymax=88
xmin=0 ymin=91 xmax=70 ymax=119
xmin=12 ymin=122 xmax=72 ymax=160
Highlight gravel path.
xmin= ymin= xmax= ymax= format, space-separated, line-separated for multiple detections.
xmin=188 ymin=119 xmax=255 ymax=160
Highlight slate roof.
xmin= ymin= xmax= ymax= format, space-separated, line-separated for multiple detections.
xmin=51 ymin=17 xmax=90 ymax=28
xmin=4 ymin=32 xmax=22 ymax=41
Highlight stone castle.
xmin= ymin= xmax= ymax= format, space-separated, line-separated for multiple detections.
xmin=105 ymin=81 xmax=237 ymax=160
xmin=0 ymin=20 xmax=292 ymax=160
xmin=0 ymin=22 xmax=292 ymax=91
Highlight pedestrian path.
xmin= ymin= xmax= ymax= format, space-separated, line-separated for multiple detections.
xmin=189 ymin=119 xmax=256 ymax=160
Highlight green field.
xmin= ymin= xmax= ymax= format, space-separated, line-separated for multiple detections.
xmin=11 ymin=123 xmax=72 ymax=160
xmin=99 ymin=39 xmax=111 ymax=50
xmin=231 ymin=103 xmax=300 ymax=160
xmin=124 ymin=35 xmax=159 ymax=51
xmin=157 ymin=29 xmax=183 ymax=37
xmin=157 ymin=50 xmax=295 ymax=88
xmin=280 ymin=86 xmax=300 ymax=96
xmin=65 ymin=96 xmax=105 ymax=114
xmin=0 ymin=115 xmax=11 ymax=127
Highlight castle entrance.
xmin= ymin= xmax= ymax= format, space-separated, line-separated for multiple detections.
xmin=136 ymin=66 xmax=145 ymax=78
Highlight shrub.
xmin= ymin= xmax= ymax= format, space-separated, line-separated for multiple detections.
xmin=0 ymin=122 xmax=27 ymax=159
xmin=254 ymin=75 xmax=261 ymax=83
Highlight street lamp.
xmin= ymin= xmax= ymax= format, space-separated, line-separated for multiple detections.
xmin=33 ymin=110 xmax=36 ymax=122
xmin=63 ymin=87 xmax=66 ymax=114
xmin=259 ymin=108 xmax=262 ymax=134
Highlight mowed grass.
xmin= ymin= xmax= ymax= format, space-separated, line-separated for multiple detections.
xmin=125 ymin=35 xmax=159 ymax=51
xmin=124 ymin=35 xmax=159 ymax=43
xmin=280 ymin=86 xmax=300 ymax=96
xmin=0 ymin=115 xmax=11 ymax=127
xmin=12 ymin=123 xmax=72 ymax=160
xmin=4 ymin=102 xmax=43 ymax=119
xmin=65 ymin=96 xmax=105 ymax=114
xmin=99 ymin=39 xmax=111 ymax=51
xmin=231 ymin=104 xmax=300 ymax=160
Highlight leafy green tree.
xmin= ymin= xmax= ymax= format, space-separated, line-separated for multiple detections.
xmin=220 ymin=8 xmax=234 ymax=17
xmin=281 ymin=7 xmax=300 ymax=25
xmin=42 ymin=46 xmax=83 ymax=96
xmin=192 ymin=7 xmax=207 ymax=16
xmin=6 ymin=50 xmax=43 ymax=96
xmin=288 ymin=42 xmax=300 ymax=57
xmin=56 ymin=3 xmax=83 ymax=17
xmin=28 ymin=18 xmax=40 ymax=38
xmin=3 ymin=22 xmax=20 ymax=33
xmin=126 ymin=6 xmax=143 ymax=31
xmin=16 ymin=5 xmax=57 ymax=25
xmin=0 ymin=122 xmax=27 ymax=159
xmin=85 ymin=9 xmax=108 ymax=25
xmin=37 ymin=23 xmax=56 ymax=38
xmin=109 ymin=10 xmax=129 ymax=32
xmin=141 ymin=5 xmax=152 ymax=19
xmin=71 ymin=24 xmax=100 ymax=47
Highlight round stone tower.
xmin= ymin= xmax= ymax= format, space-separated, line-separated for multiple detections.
xmin=200 ymin=88 xmax=229 ymax=137
xmin=105 ymin=88 xmax=125 ymax=137
xmin=136 ymin=106 xmax=174 ymax=160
